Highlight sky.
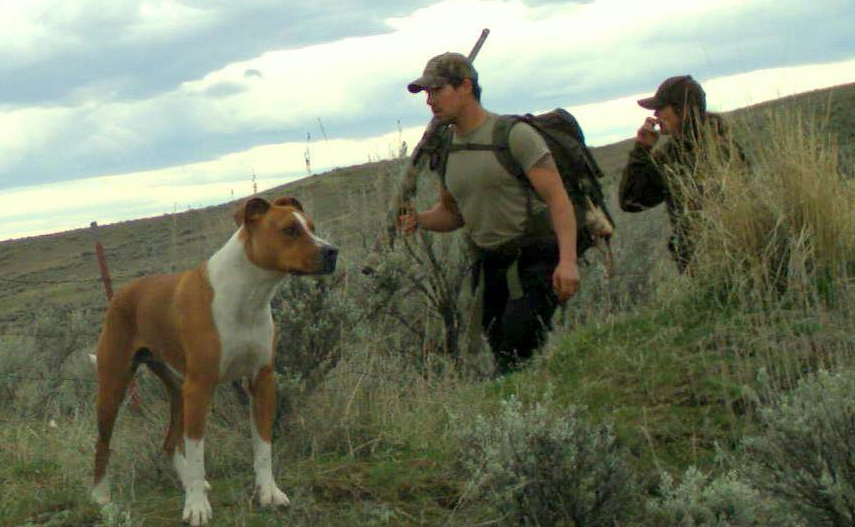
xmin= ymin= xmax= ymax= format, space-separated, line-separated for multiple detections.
xmin=1 ymin=0 xmax=854 ymax=242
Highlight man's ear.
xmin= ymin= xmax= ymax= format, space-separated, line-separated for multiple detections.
xmin=273 ymin=196 xmax=303 ymax=211
xmin=233 ymin=197 xmax=271 ymax=226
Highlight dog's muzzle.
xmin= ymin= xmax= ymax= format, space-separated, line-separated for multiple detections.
xmin=319 ymin=245 xmax=338 ymax=274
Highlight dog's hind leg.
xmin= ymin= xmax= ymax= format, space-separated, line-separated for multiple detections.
xmin=92 ymin=315 xmax=138 ymax=505
xmin=145 ymin=362 xmax=186 ymax=476
xmin=248 ymin=365 xmax=290 ymax=508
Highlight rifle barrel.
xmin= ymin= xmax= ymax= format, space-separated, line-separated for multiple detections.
xmin=468 ymin=28 xmax=490 ymax=62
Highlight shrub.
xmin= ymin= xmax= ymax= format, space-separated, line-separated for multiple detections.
xmin=648 ymin=466 xmax=800 ymax=526
xmin=0 ymin=308 xmax=95 ymax=419
xmin=271 ymin=271 xmax=358 ymax=416
xmin=362 ymin=228 xmax=477 ymax=363
xmin=744 ymin=369 xmax=855 ymax=526
xmin=455 ymin=394 xmax=639 ymax=526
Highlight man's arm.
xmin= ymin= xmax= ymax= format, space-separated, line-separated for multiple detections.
xmin=525 ymin=154 xmax=580 ymax=301
xmin=619 ymin=118 xmax=668 ymax=212
xmin=398 ymin=188 xmax=464 ymax=234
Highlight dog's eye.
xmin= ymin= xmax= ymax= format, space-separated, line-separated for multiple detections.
xmin=282 ymin=226 xmax=301 ymax=238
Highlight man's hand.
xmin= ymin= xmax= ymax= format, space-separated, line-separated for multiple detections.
xmin=552 ymin=259 xmax=580 ymax=302
xmin=635 ymin=117 xmax=660 ymax=149
xmin=396 ymin=205 xmax=419 ymax=235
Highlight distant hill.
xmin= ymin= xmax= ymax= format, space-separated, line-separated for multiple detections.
xmin=1 ymin=81 xmax=853 ymax=327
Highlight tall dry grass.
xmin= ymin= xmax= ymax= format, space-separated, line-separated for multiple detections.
xmin=663 ymin=108 xmax=855 ymax=397
xmin=689 ymin=109 xmax=855 ymax=308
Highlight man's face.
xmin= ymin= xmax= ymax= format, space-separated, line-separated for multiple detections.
xmin=425 ymin=81 xmax=466 ymax=123
xmin=654 ymin=104 xmax=683 ymax=137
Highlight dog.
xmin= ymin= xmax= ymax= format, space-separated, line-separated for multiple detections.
xmin=91 ymin=196 xmax=337 ymax=526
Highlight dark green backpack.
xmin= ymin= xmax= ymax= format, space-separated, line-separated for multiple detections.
xmin=436 ymin=108 xmax=614 ymax=255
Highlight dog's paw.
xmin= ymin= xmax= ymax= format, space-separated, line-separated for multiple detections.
xmin=257 ymin=483 xmax=290 ymax=508
xmin=91 ymin=480 xmax=111 ymax=505
xmin=182 ymin=491 xmax=213 ymax=526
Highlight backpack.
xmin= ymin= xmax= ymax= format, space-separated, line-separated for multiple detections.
xmin=436 ymin=108 xmax=614 ymax=255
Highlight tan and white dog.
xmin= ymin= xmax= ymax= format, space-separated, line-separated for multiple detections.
xmin=91 ymin=196 xmax=337 ymax=525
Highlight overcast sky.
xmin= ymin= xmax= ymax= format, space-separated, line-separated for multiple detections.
xmin=1 ymin=0 xmax=853 ymax=241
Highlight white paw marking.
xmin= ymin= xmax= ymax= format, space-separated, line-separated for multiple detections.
xmin=91 ymin=479 xmax=111 ymax=505
xmin=257 ymin=482 xmax=290 ymax=508
xmin=173 ymin=451 xmax=212 ymax=492
xmin=182 ymin=490 xmax=213 ymax=526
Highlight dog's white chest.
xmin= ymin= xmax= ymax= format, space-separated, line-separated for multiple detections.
xmin=207 ymin=231 xmax=282 ymax=383
xmin=213 ymin=305 xmax=274 ymax=382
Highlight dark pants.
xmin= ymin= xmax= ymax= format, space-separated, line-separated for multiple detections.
xmin=479 ymin=241 xmax=560 ymax=374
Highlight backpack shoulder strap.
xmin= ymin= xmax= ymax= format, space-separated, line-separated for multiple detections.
xmin=440 ymin=115 xmax=538 ymax=190
xmin=490 ymin=115 xmax=528 ymax=185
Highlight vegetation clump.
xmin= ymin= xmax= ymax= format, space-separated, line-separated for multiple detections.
xmin=455 ymin=393 xmax=640 ymax=526
xmin=744 ymin=369 xmax=855 ymax=526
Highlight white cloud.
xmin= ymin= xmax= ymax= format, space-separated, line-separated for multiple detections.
xmin=130 ymin=1 xmax=216 ymax=41
xmin=0 ymin=105 xmax=77 ymax=172
xmin=703 ymin=59 xmax=855 ymax=111
xmin=0 ymin=0 xmax=214 ymax=63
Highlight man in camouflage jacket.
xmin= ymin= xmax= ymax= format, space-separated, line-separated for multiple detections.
xmin=619 ymin=75 xmax=743 ymax=272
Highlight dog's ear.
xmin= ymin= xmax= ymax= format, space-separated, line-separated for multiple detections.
xmin=234 ymin=197 xmax=271 ymax=226
xmin=273 ymin=196 xmax=303 ymax=211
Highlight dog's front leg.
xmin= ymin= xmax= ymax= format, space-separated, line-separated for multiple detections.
xmin=182 ymin=377 xmax=215 ymax=526
xmin=249 ymin=365 xmax=290 ymax=508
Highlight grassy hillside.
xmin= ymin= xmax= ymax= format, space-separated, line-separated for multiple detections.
xmin=1 ymin=82 xmax=854 ymax=526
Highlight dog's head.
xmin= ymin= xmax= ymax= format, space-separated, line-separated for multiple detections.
xmin=234 ymin=196 xmax=337 ymax=275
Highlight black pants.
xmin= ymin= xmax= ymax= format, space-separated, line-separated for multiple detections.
xmin=479 ymin=241 xmax=560 ymax=374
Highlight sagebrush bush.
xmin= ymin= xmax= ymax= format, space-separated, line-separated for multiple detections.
xmin=272 ymin=272 xmax=356 ymax=400
xmin=744 ymin=369 xmax=855 ymax=526
xmin=648 ymin=466 xmax=800 ymax=527
xmin=455 ymin=393 xmax=639 ymax=526
xmin=0 ymin=308 xmax=96 ymax=419
xmin=362 ymin=228 xmax=478 ymax=363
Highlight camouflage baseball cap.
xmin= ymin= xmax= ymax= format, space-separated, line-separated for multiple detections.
xmin=407 ymin=52 xmax=478 ymax=94
xmin=638 ymin=75 xmax=706 ymax=113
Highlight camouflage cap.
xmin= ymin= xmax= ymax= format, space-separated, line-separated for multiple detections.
xmin=638 ymin=75 xmax=706 ymax=113
xmin=407 ymin=52 xmax=478 ymax=94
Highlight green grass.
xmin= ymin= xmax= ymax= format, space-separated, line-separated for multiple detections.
xmin=0 ymin=416 xmax=470 ymax=526
xmin=1 ymin=292 xmax=853 ymax=524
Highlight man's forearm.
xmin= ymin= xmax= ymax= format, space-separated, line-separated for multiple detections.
xmin=619 ymin=144 xmax=667 ymax=211
xmin=417 ymin=204 xmax=464 ymax=233
xmin=546 ymin=196 xmax=578 ymax=264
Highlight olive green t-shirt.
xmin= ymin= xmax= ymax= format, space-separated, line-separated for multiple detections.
xmin=445 ymin=112 xmax=551 ymax=249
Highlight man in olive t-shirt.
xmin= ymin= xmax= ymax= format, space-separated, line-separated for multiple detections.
xmin=398 ymin=52 xmax=580 ymax=374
